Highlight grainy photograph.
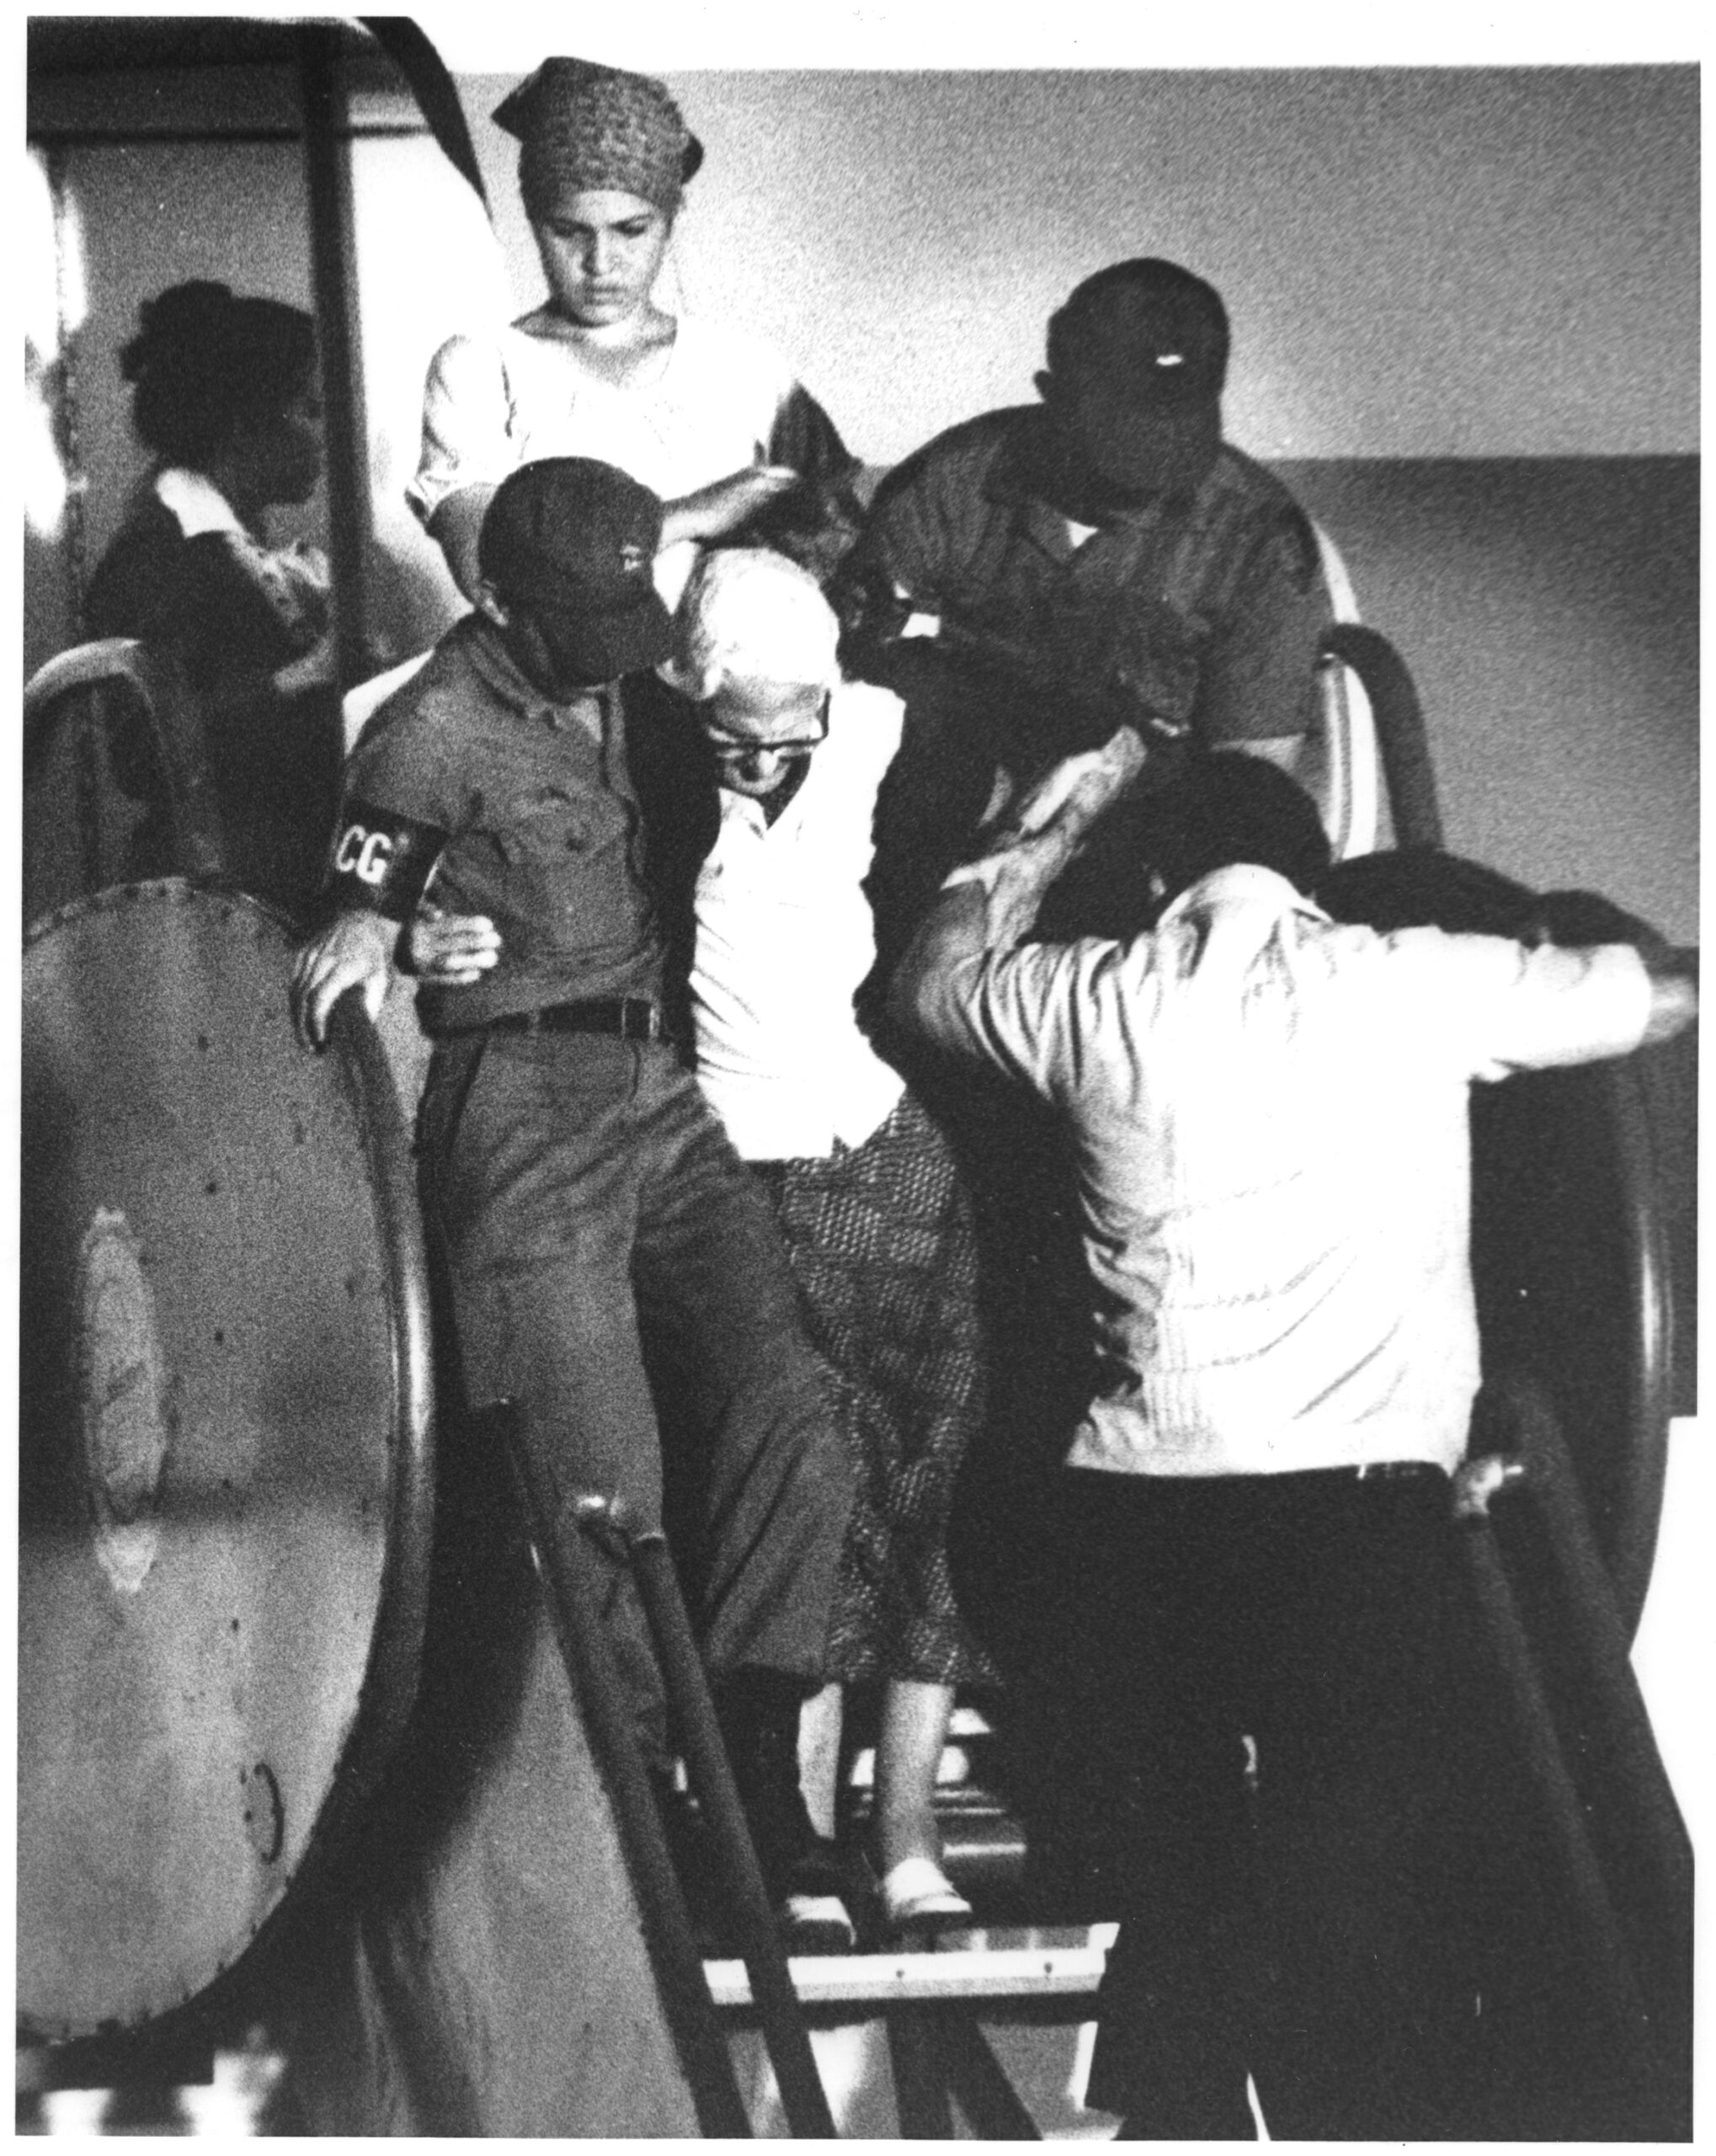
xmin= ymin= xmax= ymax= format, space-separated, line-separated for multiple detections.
xmin=18 ymin=6 xmax=1699 ymax=2137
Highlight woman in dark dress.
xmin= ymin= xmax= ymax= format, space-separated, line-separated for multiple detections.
xmin=85 ymin=280 xmax=335 ymax=915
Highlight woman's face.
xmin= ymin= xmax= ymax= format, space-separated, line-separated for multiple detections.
xmin=533 ymin=189 xmax=672 ymax=328
xmin=232 ymin=376 xmax=324 ymax=508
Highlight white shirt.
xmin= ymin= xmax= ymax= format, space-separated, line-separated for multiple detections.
xmin=691 ymin=680 xmax=907 ymax=1161
xmin=922 ymin=864 xmax=1655 ymax=1477
xmin=408 ymin=312 xmax=799 ymax=607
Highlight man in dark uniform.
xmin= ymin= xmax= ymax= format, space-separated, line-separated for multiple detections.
xmin=835 ymin=263 xmax=1336 ymax=1674
xmin=290 ymin=457 xmax=855 ymax=1938
xmin=835 ymin=256 xmax=1332 ymax=957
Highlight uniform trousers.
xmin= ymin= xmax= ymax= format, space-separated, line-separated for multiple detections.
xmin=416 ymin=1024 xmax=854 ymax=1753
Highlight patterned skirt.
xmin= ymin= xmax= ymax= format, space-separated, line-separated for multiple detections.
xmin=752 ymin=1088 xmax=1001 ymax=1689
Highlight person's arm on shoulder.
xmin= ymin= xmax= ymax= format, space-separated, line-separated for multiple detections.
xmin=659 ymin=465 xmax=800 ymax=551
xmin=889 ymin=727 xmax=1147 ymax=1047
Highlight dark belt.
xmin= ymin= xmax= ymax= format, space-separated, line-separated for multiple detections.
xmin=475 ymin=996 xmax=669 ymax=1043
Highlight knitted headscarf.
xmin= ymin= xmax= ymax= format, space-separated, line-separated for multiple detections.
xmin=494 ymin=58 xmax=703 ymax=219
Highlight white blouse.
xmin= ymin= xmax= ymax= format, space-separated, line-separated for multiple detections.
xmin=407 ymin=310 xmax=801 ymax=606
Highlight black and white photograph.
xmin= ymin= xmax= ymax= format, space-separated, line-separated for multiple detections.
xmin=17 ymin=4 xmax=1700 ymax=2137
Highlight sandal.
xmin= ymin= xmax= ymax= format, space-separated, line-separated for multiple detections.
xmin=879 ymin=1855 xmax=973 ymax=1933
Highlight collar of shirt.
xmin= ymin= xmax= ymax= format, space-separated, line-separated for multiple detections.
xmin=154 ymin=467 xmax=247 ymax=540
xmin=458 ymin=613 xmax=608 ymax=738
xmin=1158 ymin=862 xmax=1331 ymax=933
xmin=717 ymin=756 xmax=813 ymax=840
xmin=1155 ymin=866 xmax=1331 ymax=978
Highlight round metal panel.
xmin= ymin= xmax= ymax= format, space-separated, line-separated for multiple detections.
xmin=19 ymin=880 xmax=434 ymax=2041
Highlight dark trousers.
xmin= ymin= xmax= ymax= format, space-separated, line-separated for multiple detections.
xmin=1013 ymin=1465 xmax=1483 ymax=2140
xmin=416 ymin=1027 xmax=854 ymax=1753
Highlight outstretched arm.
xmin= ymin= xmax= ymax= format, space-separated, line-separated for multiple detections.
xmin=1516 ymin=889 xmax=1698 ymax=1054
xmin=1640 ymin=946 xmax=1698 ymax=1045
xmin=890 ymin=725 xmax=1146 ymax=1041
xmin=659 ymin=465 xmax=800 ymax=550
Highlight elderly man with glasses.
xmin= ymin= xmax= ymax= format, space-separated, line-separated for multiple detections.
xmin=644 ymin=547 xmax=1001 ymax=1938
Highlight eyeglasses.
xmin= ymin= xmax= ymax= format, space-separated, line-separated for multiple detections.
xmin=702 ymin=690 xmax=830 ymax=763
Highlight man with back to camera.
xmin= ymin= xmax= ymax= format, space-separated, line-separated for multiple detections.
xmin=887 ymin=741 xmax=1697 ymax=2138
xmin=834 ymin=255 xmax=1333 ymax=959
xmin=289 ymin=456 xmax=859 ymax=1946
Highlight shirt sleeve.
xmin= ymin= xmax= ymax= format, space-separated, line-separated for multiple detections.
xmin=168 ymin=531 xmax=329 ymax=675
xmin=221 ymin=533 xmax=330 ymax=658
xmin=405 ymin=334 xmax=519 ymax=527
xmin=338 ymin=690 xmax=467 ymax=840
xmin=1193 ymin=504 xmax=1332 ymax=745
xmin=832 ymin=441 xmax=978 ymax=686
xmin=1390 ymin=928 xmax=1656 ymax=1081
xmin=89 ymin=508 xmax=328 ymax=680
xmin=916 ymin=932 xmax=1147 ymax=1106
xmin=850 ymin=441 xmax=965 ymax=606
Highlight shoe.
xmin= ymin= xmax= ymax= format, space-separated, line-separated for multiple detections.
xmin=879 ymin=1855 xmax=973 ymax=1934
xmin=714 ymin=1678 xmax=819 ymax=1871
xmin=712 ymin=1677 xmax=857 ymax=1952
xmin=779 ymin=1838 xmax=859 ymax=1954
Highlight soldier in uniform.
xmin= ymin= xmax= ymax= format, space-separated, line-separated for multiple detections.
xmin=291 ymin=456 xmax=857 ymax=1942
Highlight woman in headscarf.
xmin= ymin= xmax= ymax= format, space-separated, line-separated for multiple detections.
xmin=409 ymin=57 xmax=863 ymax=609
xmin=85 ymin=279 xmax=336 ymax=915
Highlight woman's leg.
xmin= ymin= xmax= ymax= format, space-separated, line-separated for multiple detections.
xmin=797 ymin=1681 xmax=845 ymax=1843
xmin=874 ymin=1678 xmax=957 ymax=1876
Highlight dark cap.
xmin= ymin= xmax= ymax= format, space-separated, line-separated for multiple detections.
xmin=1049 ymin=259 xmax=1229 ymax=400
xmin=479 ymin=456 xmax=674 ymax=683
xmin=1044 ymin=261 xmax=1229 ymax=500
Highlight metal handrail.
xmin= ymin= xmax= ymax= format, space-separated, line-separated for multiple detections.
xmin=1453 ymin=1377 xmax=1692 ymax=2136
xmin=492 ymin=1412 xmax=755 ymax=2139
xmin=1319 ymin=621 xmax=1445 ymax=850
